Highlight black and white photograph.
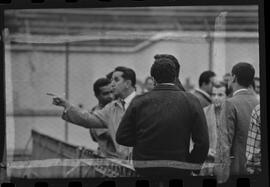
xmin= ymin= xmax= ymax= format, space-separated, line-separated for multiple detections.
xmin=2 ymin=5 xmax=261 ymax=184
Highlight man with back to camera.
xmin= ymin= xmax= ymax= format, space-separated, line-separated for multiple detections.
xmin=89 ymin=77 xmax=117 ymax=157
xmin=193 ymin=71 xmax=217 ymax=108
xmin=220 ymin=62 xmax=259 ymax=175
xmin=116 ymin=57 xmax=209 ymax=177
xmin=51 ymin=66 xmax=137 ymax=160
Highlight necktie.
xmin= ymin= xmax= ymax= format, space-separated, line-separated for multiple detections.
xmin=120 ymin=100 xmax=126 ymax=110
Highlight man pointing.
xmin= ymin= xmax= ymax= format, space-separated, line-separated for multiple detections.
xmin=51 ymin=66 xmax=137 ymax=160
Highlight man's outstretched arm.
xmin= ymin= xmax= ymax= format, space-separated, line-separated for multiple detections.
xmin=52 ymin=96 xmax=107 ymax=129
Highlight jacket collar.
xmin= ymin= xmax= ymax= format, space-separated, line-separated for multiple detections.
xmin=153 ymin=83 xmax=182 ymax=91
xmin=233 ymin=88 xmax=251 ymax=97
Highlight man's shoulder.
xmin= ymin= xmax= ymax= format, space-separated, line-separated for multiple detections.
xmin=226 ymin=96 xmax=236 ymax=103
xmin=128 ymin=93 xmax=149 ymax=104
xmin=230 ymin=92 xmax=258 ymax=106
xmin=184 ymin=91 xmax=202 ymax=102
xmin=94 ymin=100 xmax=120 ymax=114
xmin=220 ymin=98 xmax=237 ymax=112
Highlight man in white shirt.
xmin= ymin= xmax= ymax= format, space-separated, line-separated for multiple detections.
xmin=51 ymin=66 xmax=137 ymax=160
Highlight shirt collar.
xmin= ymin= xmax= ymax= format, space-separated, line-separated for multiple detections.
xmin=159 ymin=83 xmax=175 ymax=86
xmin=196 ymin=88 xmax=211 ymax=100
xmin=233 ymin=88 xmax=249 ymax=96
xmin=123 ymin=91 xmax=136 ymax=109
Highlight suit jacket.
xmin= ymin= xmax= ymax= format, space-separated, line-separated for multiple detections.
xmin=116 ymin=84 xmax=209 ymax=176
xmin=220 ymin=89 xmax=259 ymax=175
xmin=193 ymin=89 xmax=212 ymax=108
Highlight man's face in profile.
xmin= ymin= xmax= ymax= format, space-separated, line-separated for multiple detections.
xmin=111 ymin=71 xmax=128 ymax=98
xmin=205 ymin=76 xmax=217 ymax=95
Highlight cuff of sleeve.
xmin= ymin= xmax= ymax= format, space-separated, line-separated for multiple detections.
xmin=64 ymin=105 xmax=72 ymax=114
xmin=62 ymin=105 xmax=72 ymax=120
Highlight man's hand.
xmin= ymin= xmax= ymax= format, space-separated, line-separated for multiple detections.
xmin=47 ymin=93 xmax=70 ymax=109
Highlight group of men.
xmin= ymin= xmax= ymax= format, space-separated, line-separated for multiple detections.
xmin=51 ymin=54 xmax=261 ymax=182
xmin=190 ymin=65 xmax=260 ymax=181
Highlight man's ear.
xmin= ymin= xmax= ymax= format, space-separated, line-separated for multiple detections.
xmin=126 ymin=79 xmax=132 ymax=88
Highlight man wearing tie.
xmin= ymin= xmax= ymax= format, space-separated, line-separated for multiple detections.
xmin=51 ymin=66 xmax=137 ymax=160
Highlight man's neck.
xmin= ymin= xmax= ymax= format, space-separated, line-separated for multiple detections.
xmin=121 ymin=88 xmax=135 ymax=99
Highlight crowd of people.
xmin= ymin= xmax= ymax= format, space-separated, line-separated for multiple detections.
xmin=50 ymin=54 xmax=261 ymax=183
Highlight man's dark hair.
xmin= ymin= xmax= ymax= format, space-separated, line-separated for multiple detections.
xmin=151 ymin=58 xmax=176 ymax=84
xmin=114 ymin=66 xmax=136 ymax=88
xmin=199 ymin=71 xmax=216 ymax=87
xmin=106 ymin=71 xmax=113 ymax=80
xmin=154 ymin=54 xmax=185 ymax=91
xmin=231 ymin=62 xmax=255 ymax=88
xmin=93 ymin=78 xmax=111 ymax=96
xmin=154 ymin=54 xmax=180 ymax=76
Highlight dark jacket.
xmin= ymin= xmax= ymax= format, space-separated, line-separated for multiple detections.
xmin=116 ymin=84 xmax=209 ymax=176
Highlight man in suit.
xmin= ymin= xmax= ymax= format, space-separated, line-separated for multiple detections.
xmin=193 ymin=71 xmax=216 ymax=108
xmin=116 ymin=57 xmax=209 ymax=177
xmin=51 ymin=66 xmax=137 ymax=160
xmin=220 ymin=62 xmax=259 ymax=175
